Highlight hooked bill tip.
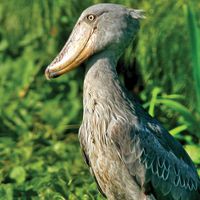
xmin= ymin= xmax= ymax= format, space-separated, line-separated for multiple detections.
xmin=45 ymin=67 xmax=51 ymax=80
xmin=45 ymin=68 xmax=49 ymax=80
xmin=45 ymin=67 xmax=60 ymax=80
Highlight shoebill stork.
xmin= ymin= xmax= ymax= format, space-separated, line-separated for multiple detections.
xmin=45 ymin=3 xmax=200 ymax=200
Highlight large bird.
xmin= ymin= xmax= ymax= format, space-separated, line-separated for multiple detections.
xmin=45 ymin=3 xmax=200 ymax=200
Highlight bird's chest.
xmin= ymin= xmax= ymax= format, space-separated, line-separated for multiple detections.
xmin=79 ymin=93 xmax=142 ymax=199
xmin=79 ymin=118 xmax=139 ymax=200
xmin=80 ymin=125 xmax=122 ymax=197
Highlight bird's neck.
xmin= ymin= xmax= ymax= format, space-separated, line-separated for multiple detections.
xmin=84 ymin=51 xmax=118 ymax=91
xmin=84 ymin=52 xmax=120 ymax=99
xmin=83 ymin=51 xmax=135 ymax=116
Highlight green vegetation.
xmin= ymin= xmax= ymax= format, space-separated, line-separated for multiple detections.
xmin=0 ymin=0 xmax=199 ymax=199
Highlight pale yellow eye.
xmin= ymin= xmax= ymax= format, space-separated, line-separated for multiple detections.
xmin=87 ymin=14 xmax=95 ymax=21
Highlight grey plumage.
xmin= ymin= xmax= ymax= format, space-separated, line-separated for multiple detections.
xmin=45 ymin=3 xmax=200 ymax=200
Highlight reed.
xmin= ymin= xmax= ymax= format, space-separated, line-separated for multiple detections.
xmin=185 ymin=5 xmax=200 ymax=114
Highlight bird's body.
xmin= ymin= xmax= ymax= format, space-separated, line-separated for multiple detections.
xmin=45 ymin=4 xmax=200 ymax=200
xmin=79 ymin=52 xmax=199 ymax=200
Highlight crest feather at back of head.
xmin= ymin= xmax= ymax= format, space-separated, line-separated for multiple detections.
xmin=128 ymin=9 xmax=146 ymax=19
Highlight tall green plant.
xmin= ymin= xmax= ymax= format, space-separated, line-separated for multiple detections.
xmin=147 ymin=89 xmax=200 ymax=136
xmin=146 ymin=89 xmax=200 ymax=168
xmin=137 ymin=0 xmax=200 ymax=111
xmin=185 ymin=5 xmax=200 ymax=113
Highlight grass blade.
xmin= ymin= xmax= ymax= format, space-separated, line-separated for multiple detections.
xmin=185 ymin=5 xmax=200 ymax=113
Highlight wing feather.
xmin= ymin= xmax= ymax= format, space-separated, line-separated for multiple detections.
xmin=109 ymin=116 xmax=200 ymax=200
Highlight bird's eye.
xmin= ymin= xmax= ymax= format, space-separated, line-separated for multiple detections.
xmin=87 ymin=14 xmax=96 ymax=21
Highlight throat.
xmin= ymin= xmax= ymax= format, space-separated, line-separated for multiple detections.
xmin=84 ymin=53 xmax=122 ymax=104
xmin=83 ymin=52 xmax=135 ymax=118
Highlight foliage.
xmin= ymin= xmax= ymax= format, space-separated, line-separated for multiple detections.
xmin=0 ymin=134 xmax=103 ymax=199
xmin=137 ymin=1 xmax=200 ymax=110
xmin=0 ymin=0 xmax=199 ymax=199
xmin=185 ymin=4 xmax=200 ymax=113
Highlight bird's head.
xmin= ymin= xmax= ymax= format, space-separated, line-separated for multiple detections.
xmin=45 ymin=3 xmax=144 ymax=79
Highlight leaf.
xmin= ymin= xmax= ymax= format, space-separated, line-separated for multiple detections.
xmin=169 ymin=124 xmax=188 ymax=136
xmin=0 ymin=39 xmax=9 ymax=51
xmin=161 ymin=94 xmax=184 ymax=100
xmin=185 ymin=5 xmax=200 ymax=113
xmin=156 ymin=99 xmax=196 ymax=125
xmin=10 ymin=166 xmax=26 ymax=184
xmin=184 ymin=144 xmax=200 ymax=164
xmin=0 ymin=184 xmax=13 ymax=200
xmin=148 ymin=87 xmax=161 ymax=117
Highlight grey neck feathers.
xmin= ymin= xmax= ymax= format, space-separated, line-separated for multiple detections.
xmin=84 ymin=52 xmax=118 ymax=91
xmin=84 ymin=52 xmax=121 ymax=102
xmin=83 ymin=52 xmax=136 ymax=119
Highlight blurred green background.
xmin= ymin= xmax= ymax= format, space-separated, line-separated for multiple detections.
xmin=0 ymin=0 xmax=200 ymax=199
